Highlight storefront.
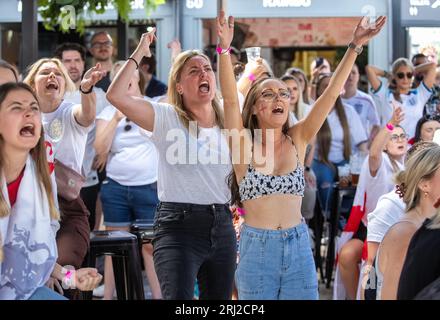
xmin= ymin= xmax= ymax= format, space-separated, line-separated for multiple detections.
xmin=0 ymin=0 xmax=177 ymax=82
xmin=181 ymin=0 xmax=392 ymax=77
xmin=400 ymin=0 xmax=440 ymax=62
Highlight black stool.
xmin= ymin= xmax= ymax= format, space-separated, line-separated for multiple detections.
xmin=130 ymin=219 xmax=155 ymax=252
xmin=84 ymin=230 xmax=145 ymax=300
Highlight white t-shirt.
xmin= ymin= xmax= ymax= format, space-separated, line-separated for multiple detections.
xmin=342 ymin=90 xmax=380 ymax=136
xmin=97 ymin=105 xmax=158 ymax=186
xmin=42 ymin=101 xmax=92 ymax=174
xmin=362 ymin=153 xmax=404 ymax=225
xmin=371 ymin=80 xmax=433 ymax=138
xmin=149 ymin=102 xmax=232 ymax=204
xmin=367 ymin=188 xmax=405 ymax=243
xmin=64 ymin=88 xmax=109 ymax=186
xmin=315 ymin=103 xmax=368 ymax=163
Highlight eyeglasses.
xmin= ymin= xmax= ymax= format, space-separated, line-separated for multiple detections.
xmin=390 ymin=133 xmax=409 ymax=142
xmin=260 ymin=89 xmax=291 ymax=102
xmin=124 ymin=119 xmax=132 ymax=132
xmin=396 ymin=72 xmax=413 ymax=80
xmin=91 ymin=41 xmax=113 ymax=49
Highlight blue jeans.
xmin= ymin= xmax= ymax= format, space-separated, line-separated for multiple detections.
xmin=101 ymin=178 xmax=159 ymax=227
xmin=153 ymin=202 xmax=237 ymax=300
xmin=236 ymin=222 xmax=318 ymax=300
xmin=28 ymin=286 xmax=68 ymax=300
xmin=313 ymin=159 xmax=348 ymax=217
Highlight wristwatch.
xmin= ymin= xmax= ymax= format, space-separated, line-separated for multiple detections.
xmin=348 ymin=42 xmax=363 ymax=55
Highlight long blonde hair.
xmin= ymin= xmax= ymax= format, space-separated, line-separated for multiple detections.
xmin=391 ymin=58 xmax=414 ymax=103
xmin=167 ymin=50 xmax=224 ymax=130
xmin=280 ymin=74 xmax=309 ymax=120
xmin=395 ymin=144 xmax=440 ymax=213
xmin=0 ymin=83 xmax=59 ymax=261
xmin=23 ymin=58 xmax=76 ymax=94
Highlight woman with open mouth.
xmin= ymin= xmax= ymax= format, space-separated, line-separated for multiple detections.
xmin=24 ymin=58 xmax=104 ymax=298
xmin=0 ymin=82 xmax=102 ymax=299
xmin=218 ymin=11 xmax=386 ymax=299
xmin=107 ymin=21 xmax=236 ymax=299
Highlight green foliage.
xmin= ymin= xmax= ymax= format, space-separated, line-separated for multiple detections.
xmin=38 ymin=0 xmax=165 ymax=34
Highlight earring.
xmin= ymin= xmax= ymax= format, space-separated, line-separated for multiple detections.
xmin=425 ymin=192 xmax=429 ymax=198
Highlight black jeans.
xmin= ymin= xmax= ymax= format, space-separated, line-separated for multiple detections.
xmin=153 ymin=202 xmax=237 ymax=300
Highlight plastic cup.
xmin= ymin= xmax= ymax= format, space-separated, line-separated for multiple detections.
xmin=245 ymin=47 xmax=261 ymax=62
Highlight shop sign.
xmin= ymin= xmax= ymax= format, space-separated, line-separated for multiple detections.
xmin=401 ymin=0 xmax=440 ymax=26
xmin=262 ymin=0 xmax=312 ymax=8
xmin=186 ymin=0 xmax=204 ymax=9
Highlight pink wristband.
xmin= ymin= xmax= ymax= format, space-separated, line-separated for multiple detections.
xmin=236 ymin=207 xmax=246 ymax=216
xmin=216 ymin=45 xmax=231 ymax=55
xmin=386 ymin=123 xmax=394 ymax=132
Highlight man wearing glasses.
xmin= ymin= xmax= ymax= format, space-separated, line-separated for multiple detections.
xmin=89 ymin=31 xmax=115 ymax=92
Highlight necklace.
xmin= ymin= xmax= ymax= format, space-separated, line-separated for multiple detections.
xmin=414 ymin=207 xmax=426 ymax=224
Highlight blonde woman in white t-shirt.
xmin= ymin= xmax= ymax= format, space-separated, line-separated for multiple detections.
xmin=338 ymin=105 xmax=407 ymax=299
xmin=24 ymin=58 xmax=105 ymax=293
xmin=106 ymin=28 xmax=237 ymax=299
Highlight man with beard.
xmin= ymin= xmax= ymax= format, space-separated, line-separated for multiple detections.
xmin=89 ymin=32 xmax=115 ymax=92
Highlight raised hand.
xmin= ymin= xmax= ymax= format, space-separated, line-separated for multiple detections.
xmin=81 ymin=63 xmax=105 ymax=91
xmin=352 ymin=16 xmax=387 ymax=47
xmin=136 ymin=27 xmax=157 ymax=58
xmin=216 ymin=10 xmax=234 ymax=50
xmin=390 ymin=101 xmax=404 ymax=126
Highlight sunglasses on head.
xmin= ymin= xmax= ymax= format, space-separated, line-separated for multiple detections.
xmin=124 ymin=118 xmax=132 ymax=132
xmin=396 ymin=72 xmax=413 ymax=80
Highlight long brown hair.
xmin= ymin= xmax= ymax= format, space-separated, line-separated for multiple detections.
xmin=229 ymin=78 xmax=291 ymax=207
xmin=315 ymin=74 xmax=351 ymax=167
xmin=0 ymin=83 xmax=59 ymax=260
xmin=167 ymin=50 xmax=224 ymax=130
xmin=0 ymin=83 xmax=59 ymax=219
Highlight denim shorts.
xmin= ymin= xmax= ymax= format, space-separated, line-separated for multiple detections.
xmin=236 ymin=222 xmax=319 ymax=300
xmin=28 ymin=286 xmax=68 ymax=300
xmin=101 ymin=178 xmax=159 ymax=227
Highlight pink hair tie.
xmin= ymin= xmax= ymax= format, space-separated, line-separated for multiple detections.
xmin=236 ymin=207 xmax=246 ymax=216
xmin=386 ymin=123 xmax=394 ymax=132
xmin=248 ymin=73 xmax=256 ymax=82
xmin=216 ymin=45 xmax=231 ymax=55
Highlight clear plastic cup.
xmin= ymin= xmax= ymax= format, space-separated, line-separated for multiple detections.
xmin=245 ymin=47 xmax=261 ymax=62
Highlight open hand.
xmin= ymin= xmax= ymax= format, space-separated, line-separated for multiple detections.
xmin=81 ymin=63 xmax=106 ymax=91
xmin=352 ymin=16 xmax=386 ymax=47
xmin=216 ymin=10 xmax=234 ymax=50
xmin=390 ymin=101 xmax=404 ymax=126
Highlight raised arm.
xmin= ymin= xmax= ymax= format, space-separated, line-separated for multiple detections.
xmin=369 ymin=103 xmax=403 ymax=176
xmin=292 ymin=16 xmax=387 ymax=145
xmin=94 ymin=110 xmax=125 ymax=156
xmin=415 ymin=61 xmax=437 ymax=89
xmin=106 ymin=28 xmax=157 ymax=132
xmin=365 ymin=64 xmax=389 ymax=92
xmin=217 ymin=11 xmax=242 ymax=131
xmin=74 ymin=64 xmax=105 ymax=127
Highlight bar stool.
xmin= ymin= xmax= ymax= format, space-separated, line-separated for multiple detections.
xmin=83 ymin=230 xmax=145 ymax=300
xmin=130 ymin=219 xmax=155 ymax=253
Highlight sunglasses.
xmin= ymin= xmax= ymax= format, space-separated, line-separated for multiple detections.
xmin=124 ymin=118 xmax=132 ymax=132
xmin=396 ymin=72 xmax=413 ymax=80
xmin=390 ymin=133 xmax=409 ymax=142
